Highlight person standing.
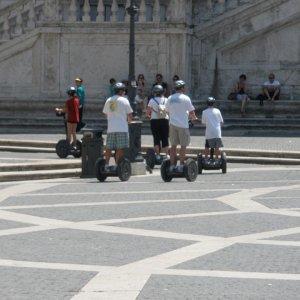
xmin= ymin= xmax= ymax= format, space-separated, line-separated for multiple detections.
xmin=75 ymin=77 xmax=85 ymax=132
xmin=55 ymin=87 xmax=80 ymax=149
xmin=152 ymin=73 xmax=169 ymax=97
xmin=166 ymin=80 xmax=197 ymax=172
xmin=145 ymin=85 xmax=169 ymax=159
xmin=201 ymin=97 xmax=224 ymax=160
xmin=103 ymin=82 xmax=133 ymax=168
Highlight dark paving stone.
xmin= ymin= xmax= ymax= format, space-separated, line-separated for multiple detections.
xmin=0 ymin=266 xmax=95 ymax=300
xmin=6 ymin=200 xmax=235 ymax=222
xmin=173 ymin=243 xmax=300 ymax=274
xmin=0 ymin=190 xmax=236 ymax=206
xmin=266 ymin=233 xmax=300 ymax=241
xmin=113 ymin=212 xmax=300 ymax=238
xmin=253 ymin=198 xmax=300 ymax=209
xmin=0 ymin=219 xmax=34 ymax=230
xmin=0 ymin=229 xmax=192 ymax=266
xmin=137 ymin=275 xmax=300 ymax=300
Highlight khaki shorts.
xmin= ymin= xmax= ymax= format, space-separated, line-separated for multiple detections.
xmin=169 ymin=124 xmax=190 ymax=146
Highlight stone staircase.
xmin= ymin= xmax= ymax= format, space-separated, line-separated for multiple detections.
xmin=1 ymin=98 xmax=299 ymax=136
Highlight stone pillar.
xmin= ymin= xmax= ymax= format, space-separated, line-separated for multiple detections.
xmin=14 ymin=9 xmax=23 ymax=36
xmin=139 ymin=0 xmax=146 ymax=22
xmin=214 ymin=0 xmax=226 ymax=15
xmin=2 ymin=17 xmax=10 ymax=40
xmin=111 ymin=0 xmax=118 ymax=22
xmin=27 ymin=1 xmax=36 ymax=30
xmin=153 ymin=0 xmax=160 ymax=22
xmin=69 ymin=0 xmax=77 ymax=22
xmin=82 ymin=0 xmax=91 ymax=22
xmin=227 ymin=0 xmax=238 ymax=9
xmin=44 ymin=0 xmax=59 ymax=21
xmin=96 ymin=0 xmax=104 ymax=22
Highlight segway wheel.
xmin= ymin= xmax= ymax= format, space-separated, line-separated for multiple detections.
xmin=95 ymin=158 xmax=107 ymax=182
xmin=72 ymin=140 xmax=82 ymax=158
xmin=160 ymin=159 xmax=173 ymax=182
xmin=117 ymin=157 xmax=131 ymax=181
xmin=184 ymin=158 xmax=198 ymax=182
xmin=146 ymin=148 xmax=156 ymax=169
xmin=221 ymin=152 xmax=227 ymax=174
xmin=56 ymin=140 xmax=69 ymax=158
xmin=197 ymin=154 xmax=203 ymax=174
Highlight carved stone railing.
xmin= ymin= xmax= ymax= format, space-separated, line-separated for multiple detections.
xmin=0 ymin=0 xmax=186 ymax=43
xmin=195 ymin=0 xmax=256 ymax=22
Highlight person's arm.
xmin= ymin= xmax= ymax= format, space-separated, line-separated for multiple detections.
xmin=189 ymin=110 xmax=197 ymax=123
xmin=127 ymin=113 xmax=133 ymax=124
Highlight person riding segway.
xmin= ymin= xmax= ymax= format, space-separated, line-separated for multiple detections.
xmin=160 ymin=80 xmax=198 ymax=182
xmin=145 ymin=84 xmax=169 ymax=169
xmin=95 ymin=82 xmax=133 ymax=182
xmin=198 ymin=97 xmax=227 ymax=174
xmin=55 ymin=87 xmax=81 ymax=158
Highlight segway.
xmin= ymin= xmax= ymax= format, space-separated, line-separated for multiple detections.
xmin=160 ymin=158 xmax=198 ymax=182
xmin=95 ymin=156 xmax=131 ymax=182
xmin=145 ymin=148 xmax=169 ymax=169
xmin=197 ymin=148 xmax=227 ymax=174
xmin=55 ymin=111 xmax=82 ymax=158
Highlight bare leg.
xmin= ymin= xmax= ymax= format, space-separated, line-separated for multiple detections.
xmin=179 ymin=146 xmax=186 ymax=165
xmin=170 ymin=145 xmax=177 ymax=166
xmin=115 ymin=148 xmax=124 ymax=164
xmin=204 ymin=147 xmax=209 ymax=159
xmin=105 ymin=149 xmax=112 ymax=165
xmin=154 ymin=145 xmax=160 ymax=155
xmin=215 ymin=147 xmax=220 ymax=159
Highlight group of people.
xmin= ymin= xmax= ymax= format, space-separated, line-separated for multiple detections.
xmin=56 ymin=75 xmax=225 ymax=172
xmin=104 ymin=79 xmax=224 ymax=172
xmin=108 ymin=73 xmax=181 ymax=118
xmin=230 ymin=73 xmax=281 ymax=117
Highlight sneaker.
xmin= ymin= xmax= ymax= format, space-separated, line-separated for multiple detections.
xmin=164 ymin=155 xmax=170 ymax=160
xmin=156 ymin=154 xmax=161 ymax=161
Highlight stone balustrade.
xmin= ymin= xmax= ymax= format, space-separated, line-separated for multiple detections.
xmin=0 ymin=0 xmax=177 ymax=42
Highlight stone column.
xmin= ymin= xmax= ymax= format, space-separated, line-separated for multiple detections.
xmin=214 ymin=0 xmax=226 ymax=15
xmin=44 ymin=0 xmax=59 ymax=21
xmin=14 ymin=9 xmax=23 ymax=36
xmin=96 ymin=0 xmax=104 ymax=22
xmin=139 ymin=0 xmax=146 ymax=22
xmin=82 ymin=0 xmax=91 ymax=22
xmin=27 ymin=0 xmax=36 ymax=30
xmin=69 ymin=0 xmax=77 ymax=22
xmin=111 ymin=0 xmax=118 ymax=22
xmin=153 ymin=0 xmax=160 ymax=22
xmin=2 ymin=17 xmax=10 ymax=40
xmin=227 ymin=0 xmax=238 ymax=9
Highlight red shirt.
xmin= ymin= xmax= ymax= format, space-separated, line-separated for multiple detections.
xmin=65 ymin=97 xmax=80 ymax=123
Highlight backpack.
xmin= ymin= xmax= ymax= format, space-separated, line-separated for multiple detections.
xmin=153 ymin=97 xmax=167 ymax=119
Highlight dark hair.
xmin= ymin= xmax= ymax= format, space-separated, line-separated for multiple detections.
xmin=109 ymin=78 xmax=116 ymax=84
xmin=156 ymin=73 xmax=162 ymax=79
xmin=239 ymin=74 xmax=247 ymax=80
xmin=173 ymin=75 xmax=179 ymax=81
xmin=138 ymin=74 xmax=144 ymax=80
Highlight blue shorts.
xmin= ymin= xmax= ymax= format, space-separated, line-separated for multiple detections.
xmin=106 ymin=132 xmax=129 ymax=149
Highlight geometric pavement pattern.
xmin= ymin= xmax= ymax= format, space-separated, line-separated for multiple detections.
xmin=0 ymin=164 xmax=299 ymax=299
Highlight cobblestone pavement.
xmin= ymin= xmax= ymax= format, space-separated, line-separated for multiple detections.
xmin=0 ymin=163 xmax=299 ymax=299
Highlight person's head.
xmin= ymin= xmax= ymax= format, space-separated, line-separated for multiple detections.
xmin=239 ymin=74 xmax=247 ymax=81
xmin=137 ymin=74 xmax=145 ymax=82
xmin=174 ymin=80 xmax=185 ymax=92
xmin=207 ymin=97 xmax=216 ymax=107
xmin=173 ymin=75 xmax=180 ymax=82
xmin=67 ymin=86 xmax=76 ymax=97
xmin=109 ymin=78 xmax=116 ymax=85
xmin=114 ymin=82 xmax=126 ymax=95
xmin=156 ymin=73 xmax=163 ymax=83
xmin=75 ymin=77 xmax=83 ymax=86
xmin=268 ymin=73 xmax=275 ymax=83
xmin=152 ymin=84 xmax=163 ymax=96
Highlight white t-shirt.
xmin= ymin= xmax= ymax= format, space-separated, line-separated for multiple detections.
xmin=202 ymin=107 xmax=224 ymax=139
xmin=103 ymin=95 xmax=133 ymax=133
xmin=148 ymin=96 xmax=168 ymax=120
xmin=263 ymin=80 xmax=280 ymax=91
xmin=166 ymin=93 xmax=195 ymax=128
